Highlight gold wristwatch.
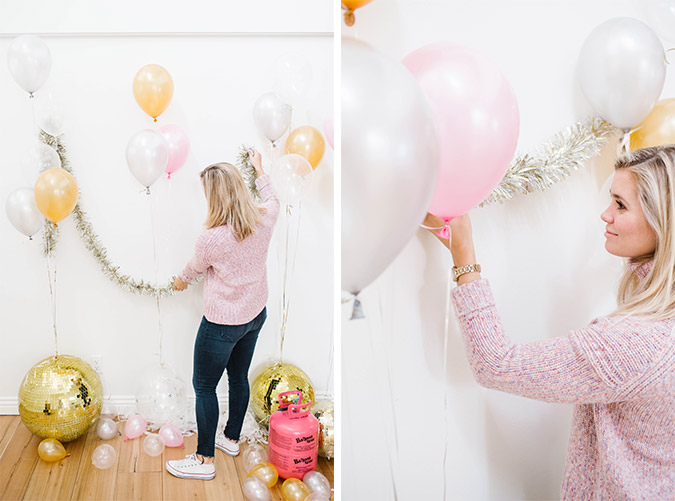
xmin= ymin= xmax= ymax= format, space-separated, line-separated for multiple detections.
xmin=452 ymin=264 xmax=481 ymax=282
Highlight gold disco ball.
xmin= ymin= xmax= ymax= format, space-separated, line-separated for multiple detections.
xmin=250 ymin=361 xmax=314 ymax=427
xmin=313 ymin=399 xmax=334 ymax=459
xmin=18 ymin=355 xmax=103 ymax=442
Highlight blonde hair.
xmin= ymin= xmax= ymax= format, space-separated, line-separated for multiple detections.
xmin=613 ymin=146 xmax=675 ymax=319
xmin=200 ymin=162 xmax=262 ymax=241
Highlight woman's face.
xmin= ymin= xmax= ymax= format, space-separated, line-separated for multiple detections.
xmin=601 ymin=169 xmax=657 ymax=258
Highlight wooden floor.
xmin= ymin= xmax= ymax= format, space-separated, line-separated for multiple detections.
xmin=0 ymin=416 xmax=334 ymax=500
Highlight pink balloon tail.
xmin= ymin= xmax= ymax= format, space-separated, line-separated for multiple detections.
xmin=181 ymin=444 xmax=185 ymax=449
xmin=438 ymin=226 xmax=450 ymax=239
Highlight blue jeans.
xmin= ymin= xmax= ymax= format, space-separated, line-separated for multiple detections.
xmin=193 ymin=307 xmax=266 ymax=457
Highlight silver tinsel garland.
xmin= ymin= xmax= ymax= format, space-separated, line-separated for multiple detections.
xmin=479 ymin=116 xmax=618 ymax=207
xmin=236 ymin=144 xmax=261 ymax=202
xmin=39 ymin=132 xmax=177 ymax=297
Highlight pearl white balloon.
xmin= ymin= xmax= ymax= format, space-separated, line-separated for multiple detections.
xmin=142 ymin=433 xmax=165 ymax=457
xmin=92 ymin=444 xmax=116 ymax=470
xmin=5 ymin=187 xmax=43 ymax=238
xmin=7 ymin=35 xmax=52 ymax=95
xmin=96 ymin=417 xmax=119 ymax=440
xmin=252 ymin=92 xmax=291 ymax=144
xmin=342 ymin=38 xmax=439 ymax=295
xmin=126 ymin=130 xmax=169 ymax=191
xmin=21 ymin=143 xmax=61 ymax=173
xmin=305 ymin=493 xmax=331 ymax=501
xmin=303 ymin=471 xmax=332 ymax=496
xmin=269 ymin=153 xmax=313 ymax=205
xmin=579 ymin=17 xmax=665 ymax=130
xmin=242 ymin=476 xmax=271 ymax=501
xmin=243 ymin=443 xmax=267 ymax=473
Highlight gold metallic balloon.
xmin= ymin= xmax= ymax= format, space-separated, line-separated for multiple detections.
xmin=34 ymin=168 xmax=78 ymax=223
xmin=284 ymin=126 xmax=326 ymax=169
xmin=312 ymin=400 xmax=334 ymax=459
xmin=19 ymin=355 xmax=103 ymax=442
xmin=281 ymin=478 xmax=310 ymax=501
xmin=250 ymin=362 xmax=314 ymax=426
xmin=630 ymin=98 xmax=675 ymax=151
xmin=247 ymin=462 xmax=279 ymax=488
xmin=37 ymin=437 xmax=67 ymax=462
xmin=132 ymin=64 xmax=174 ymax=121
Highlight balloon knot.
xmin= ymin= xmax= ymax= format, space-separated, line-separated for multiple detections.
xmin=154 ymin=118 xmax=157 ymax=123
xmin=344 ymin=10 xmax=355 ymax=26
xmin=350 ymin=297 xmax=365 ymax=320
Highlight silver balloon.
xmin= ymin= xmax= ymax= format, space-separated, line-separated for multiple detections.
xmin=126 ymin=130 xmax=169 ymax=191
xmin=579 ymin=17 xmax=665 ymax=130
xmin=243 ymin=443 xmax=268 ymax=473
xmin=96 ymin=417 xmax=119 ymax=440
xmin=135 ymin=364 xmax=188 ymax=428
xmin=269 ymin=153 xmax=313 ymax=205
xmin=92 ymin=443 xmax=116 ymax=470
xmin=7 ymin=35 xmax=52 ymax=95
xmin=303 ymin=471 xmax=332 ymax=496
xmin=252 ymin=92 xmax=291 ymax=144
xmin=5 ymin=187 xmax=43 ymax=238
xmin=242 ymin=476 xmax=271 ymax=501
xmin=342 ymin=38 xmax=439 ymax=295
xmin=142 ymin=433 xmax=165 ymax=457
xmin=21 ymin=143 xmax=61 ymax=172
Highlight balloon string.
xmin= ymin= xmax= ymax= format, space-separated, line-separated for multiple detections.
xmin=279 ymin=205 xmax=291 ymax=360
xmin=618 ymin=125 xmax=643 ymax=156
xmin=149 ymin=193 xmax=164 ymax=366
xmin=442 ymin=267 xmax=452 ymax=500
xmin=46 ymin=237 xmax=58 ymax=356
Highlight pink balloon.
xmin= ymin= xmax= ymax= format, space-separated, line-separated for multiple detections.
xmin=158 ymin=124 xmax=190 ymax=179
xmin=403 ymin=44 xmax=519 ymax=220
xmin=124 ymin=414 xmax=147 ymax=441
xmin=158 ymin=423 xmax=184 ymax=448
xmin=324 ymin=110 xmax=334 ymax=150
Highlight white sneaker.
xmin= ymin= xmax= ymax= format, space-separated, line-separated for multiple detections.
xmin=165 ymin=453 xmax=215 ymax=480
xmin=215 ymin=434 xmax=240 ymax=456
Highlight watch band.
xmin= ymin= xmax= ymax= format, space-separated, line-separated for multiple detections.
xmin=452 ymin=264 xmax=481 ymax=282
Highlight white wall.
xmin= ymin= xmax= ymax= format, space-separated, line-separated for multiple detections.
xmin=342 ymin=0 xmax=673 ymax=499
xmin=0 ymin=3 xmax=333 ymax=417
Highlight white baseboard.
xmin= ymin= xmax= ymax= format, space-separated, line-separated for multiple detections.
xmin=0 ymin=392 xmax=332 ymax=416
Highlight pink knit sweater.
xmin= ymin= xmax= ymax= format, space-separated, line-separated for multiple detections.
xmin=451 ymin=265 xmax=675 ymax=499
xmin=180 ymin=175 xmax=279 ymax=325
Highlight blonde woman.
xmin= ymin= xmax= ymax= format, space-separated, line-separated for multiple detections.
xmin=426 ymin=146 xmax=675 ymax=498
xmin=166 ymin=149 xmax=279 ymax=480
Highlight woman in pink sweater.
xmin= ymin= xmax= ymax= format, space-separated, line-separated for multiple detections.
xmin=166 ymin=149 xmax=279 ymax=481
xmin=426 ymin=146 xmax=675 ymax=499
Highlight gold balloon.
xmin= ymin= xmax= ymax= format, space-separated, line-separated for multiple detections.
xmin=34 ymin=168 xmax=78 ymax=223
xmin=132 ymin=64 xmax=174 ymax=121
xmin=312 ymin=400 xmax=334 ymax=459
xmin=285 ymin=126 xmax=326 ymax=169
xmin=281 ymin=478 xmax=310 ymax=501
xmin=247 ymin=462 xmax=279 ymax=488
xmin=38 ymin=438 xmax=67 ymax=462
xmin=250 ymin=362 xmax=314 ymax=426
xmin=631 ymin=98 xmax=675 ymax=151
xmin=341 ymin=0 xmax=373 ymax=26
xmin=19 ymin=355 xmax=103 ymax=442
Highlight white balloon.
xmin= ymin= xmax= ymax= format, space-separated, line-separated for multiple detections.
xmin=303 ymin=471 xmax=332 ymax=496
xmin=274 ymin=53 xmax=312 ymax=104
xmin=96 ymin=417 xmax=119 ymax=440
xmin=644 ymin=0 xmax=675 ymax=43
xmin=252 ymin=92 xmax=291 ymax=144
xmin=7 ymin=35 xmax=52 ymax=95
xmin=142 ymin=433 xmax=165 ymax=457
xmin=5 ymin=187 xmax=43 ymax=238
xmin=342 ymin=38 xmax=439 ymax=295
xmin=126 ymin=130 xmax=169 ymax=191
xmin=242 ymin=476 xmax=271 ymax=501
xmin=579 ymin=17 xmax=666 ymax=130
xmin=242 ymin=443 xmax=267 ymax=472
xmin=92 ymin=444 xmax=116 ymax=470
xmin=35 ymin=93 xmax=66 ymax=136
xmin=21 ymin=143 xmax=61 ymax=172
xmin=269 ymin=153 xmax=313 ymax=205
xmin=135 ymin=364 xmax=188 ymax=428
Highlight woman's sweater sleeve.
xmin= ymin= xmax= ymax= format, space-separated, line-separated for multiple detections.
xmin=255 ymin=174 xmax=280 ymax=223
xmin=451 ymin=279 xmax=667 ymax=404
xmin=180 ymin=231 xmax=213 ymax=283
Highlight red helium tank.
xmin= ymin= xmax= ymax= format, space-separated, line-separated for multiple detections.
xmin=268 ymin=391 xmax=319 ymax=480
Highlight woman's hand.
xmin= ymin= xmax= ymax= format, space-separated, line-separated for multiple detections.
xmin=173 ymin=276 xmax=188 ymax=291
xmin=248 ymin=148 xmax=264 ymax=177
xmin=423 ymin=212 xmax=478 ymax=269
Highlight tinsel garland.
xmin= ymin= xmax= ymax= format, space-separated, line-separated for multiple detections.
xmin=236 ymin=144 xmax=261 ymax=201
xmin=479 ymin=116 xmax=618 ymax=207
xmin=39 ymin=132 xmax=177 ymax=297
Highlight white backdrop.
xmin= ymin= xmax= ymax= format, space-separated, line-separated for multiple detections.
xmin=0 ymin=2 xmax=334 ymax=420
xmin=342 ymin=0 xmax=674 ymax=499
